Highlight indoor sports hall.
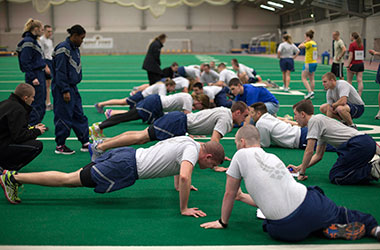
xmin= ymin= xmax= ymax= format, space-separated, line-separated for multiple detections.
xmin=0 ymin=0 xmax=380 ymax=249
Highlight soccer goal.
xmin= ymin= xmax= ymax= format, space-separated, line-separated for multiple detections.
xmin=162 ymin=38 xmax=192 ymax=53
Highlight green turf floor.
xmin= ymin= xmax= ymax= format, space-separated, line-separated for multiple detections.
xmin=0 ymin=54 xmax=379 ymax=246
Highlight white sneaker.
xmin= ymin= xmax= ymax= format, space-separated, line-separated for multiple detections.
xmin=89 ymin=140 xmax=104 ymax=162
xmin=304 ymin=92 xmax=314 ymax=100
xmin=375 ymin=110 xmax=380 ymax=120
xmin=370 ymin=158 xmax=380 ymax=180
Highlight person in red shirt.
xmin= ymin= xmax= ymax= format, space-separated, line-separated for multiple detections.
xmin=347 ymin=32 xmax=364 ymax=96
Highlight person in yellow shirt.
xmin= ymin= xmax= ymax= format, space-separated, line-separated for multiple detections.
xmin=298 ymin=30 xmax=318 ymax=100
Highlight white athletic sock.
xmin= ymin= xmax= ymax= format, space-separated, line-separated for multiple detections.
xmin=376 ymin=143 xmax=380 ymax=155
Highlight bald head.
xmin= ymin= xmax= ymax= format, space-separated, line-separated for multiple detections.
xmin=14 ymin=83 xmax=34 ymax=99
xmin=236 ymin=125 xmax=260 ymax=148
xmin=203 ymin=141 xmax=225 ymax=165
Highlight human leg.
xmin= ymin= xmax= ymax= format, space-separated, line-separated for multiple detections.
xmin=356 ymin=71 xmax=364 ymax=96
xmin=98 ymin=108 xmax=140 ymax=130
xmin=0 ymin=140 xmax=43 ymax=171
xmin=28 ymin=71 xmax=47 ymax=125
xmin=335 ymin=105 xmax=353 ymax=126
xmin=97 ymin=129 xmax=151 ymax=152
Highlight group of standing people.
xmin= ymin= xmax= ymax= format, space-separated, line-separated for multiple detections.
xmin=0 ymin=19 xmax=90 ymax=173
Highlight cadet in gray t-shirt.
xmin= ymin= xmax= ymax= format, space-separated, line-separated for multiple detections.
xmin=1 ymin=137 xmax=225 ymax=219
xmin=201 ymin=125 xmax=380 ymax=242
xmin=320 ymin=72 xmax=364 ymax=128
xmin=90 ymin=102 xmax=249 ymax=160
xmin=288 ymin=100 xmax=380 ymax=185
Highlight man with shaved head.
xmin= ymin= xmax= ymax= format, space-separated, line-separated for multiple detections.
xmin=0 ymin=83 xmax=46 ymax=171
xmin=201 ymin=125 xmax=380 ymax=242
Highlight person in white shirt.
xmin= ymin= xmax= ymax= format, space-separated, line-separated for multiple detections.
xmin=89 ymin=102 xmax=249 ymax=160
xmin=38 ymin=25 xmax=54 ymax=111
xmin=89 ymin=92 xmax=203 ymax=140
xmin=214 ymin=63 xmax=238 ymax=87
xmin=177 ymin=65 xmax=201 ymax=82
xmin=192 ymin=82 xmax=232 ymax=108
xmin=231 ymin=59 xmax=259 ymax=84
xmin=200 ymin=64 xmax=219 ymax=85
xmin=331 ymin=31 xmax=346 ymax=80
xmin=319 ymin=72 xmax=364 ymax=128
xmin=200 ymin=125 xmax=380 ymax=242
xmin=288 ymin=99 xmax=380 ymax=185
xmin=173 ymin=76 xmax=190 ymax=92
xmin=1 ymin=137 xmax=225 ymax=220
xmin=277 ymin=34 xmax=300 ymax=91
xmin=250 ymin=102 xmax=335 ymax=151
xmin=94 ymin=80 xmax=176 ymax=114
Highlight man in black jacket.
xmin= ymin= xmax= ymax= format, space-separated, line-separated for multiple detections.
xmin=0 ymin=83 xmax=46 ymax=171
xmin=162 ymin=62 xmax=179 ymax=79
xmin=142 ymin=34 xmax=166 ymax=85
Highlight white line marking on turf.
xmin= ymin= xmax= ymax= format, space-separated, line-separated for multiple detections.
xmin=0 ymin=244 xmax=379 ymax=250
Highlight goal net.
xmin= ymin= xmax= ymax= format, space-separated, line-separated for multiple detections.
xmin=162 ymin=39 xmax=192 ymax=53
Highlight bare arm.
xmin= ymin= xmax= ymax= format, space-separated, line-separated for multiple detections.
xmin=200 ymin=175 xmax=241 ymax=229
xmin=179 ymin=160 xmax=206 ymax=218
xmin=210 ymin=130 xmax=223 ymax=143
xmin=337 ymin=45 xmax=346 ymax=61
xmin=332 ymin=96 xmax=348 ymax=109
xmin=347 ymin=51 xmax=353 ymax=66
xmin=235 ymin=187 xmax=257 ymax=207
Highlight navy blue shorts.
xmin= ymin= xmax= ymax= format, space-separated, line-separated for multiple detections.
xmin=347 ymin=103 xmax=364 ymax=119
xmin=126 ymin=91 xmax=144 ymax=109
xmin=248 ymin=77 xmax=259 ymax=83
xmin=91 ymin=147 xmax=138 ymax=193
xmin=263 ymin=186 xmax=377 ymax=242
xmin=280 ymin=58 xmax=294 ymax=72
xmin=214 ymin=86 xmax=232 ymax=108
xmin=376 ymin=64 xmax=380 ymax=84
xmin=136 ymin=94 xmax=163 ymax=124
xmin=149 ymin=111 xmax=187 ymax=141
xmin=177 ymin=66 xmax=186 ymax=77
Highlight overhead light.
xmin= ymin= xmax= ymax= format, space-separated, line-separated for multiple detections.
xmin=267 ymin=1 xmax=284 ymax=8
xmin=310 ymin=13 xmax=314 ymax=17
xmin=281 ymin=0 xmax=294 ymax=3
xmin=260 ymin=4 xmax=275 ymax=11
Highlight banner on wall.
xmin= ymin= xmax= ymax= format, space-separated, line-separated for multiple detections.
xmin=82 ymin=35 xmax=113 ymax=49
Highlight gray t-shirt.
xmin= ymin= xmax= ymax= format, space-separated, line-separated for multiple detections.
xmin=160 ymin=92 xmax=193 ymax=113
xmin=227 ymin=147 xmax=307 ymax=220
xmin=326 ymin=80 xmax=364 ymax=106
xmin=200 ymin=70 xmax=219 ymax=84
xmin=203 ymin=86 xmax=222 ymax=101
xmin=306 ymin=114 xmax=364 ymax=148
xmin=136 ymin=136 xmax=200 ymax=179
xmin=277 ymin=42 xmax=299 ymax=59
xmin=187 ymin=107 xmax=233 ymax=136
xmin=333 ymin=39 xmax=345 ymax=63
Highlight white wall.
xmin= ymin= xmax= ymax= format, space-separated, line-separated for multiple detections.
xmin=284 ymin=14 xmax=380 ymax=58
xmin=0 ymin=0 xmax=280 ymax=53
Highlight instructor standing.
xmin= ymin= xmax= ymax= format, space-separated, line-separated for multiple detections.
xmin=142 ymin=34 xmax=166 ymax=85
xmin=52 ymin=24 xmax=89 ymax=155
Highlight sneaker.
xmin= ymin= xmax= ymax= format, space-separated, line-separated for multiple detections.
xmin=371 ymin=158 xmax=380 ymax=180
xmin=94 ymin=103 xmax=104 ymax=114
xmin=375 ymin=110 xmax=380 ymax=120
xmin=349 ymin=124 xmax=357 ymax=130
xmin=284 ymin=114 xmax=293 ymax=121
xmin=304 ymin=92 xmax=314 ymax=100
xmin=105 ymin=109 xmax=113 ymax=119
xmin=283 ymin=87 xmax=289 ymax=92
xmin=323 ymin=222 xmax=365 ymax=240
xmin=55 ymin=145 xmax=75 ymax=155
xmin=270 ymin=82 xmax=280 ymax=89
xmin=0 ymin=170 xmax=20 ymax=204
xmin=89 ymin=140 xmax=104 ymax=162
xmin=80 ymin=142 xmax=90 ymax=152
xmin=89 ymin=122 xmax=105 ymax=141
xmin=46 ymin=103 xmax=53 ymax=111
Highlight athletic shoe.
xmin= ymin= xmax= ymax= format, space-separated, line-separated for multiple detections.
xmin=55 ymin=145 xmax=75 ymax=155
xmin=0 ymin=170 xmax=20 ymax=204
xmin=374 ymin=226 xmax=380 ymax=241
xmin=46 ymin=103 xmax=53 ymax=111
xmin=80 ymin=142 xmax=90 ymax=152
xmin=89 ymin=122 xmax=105 ymax=141
xmin=284 ymin=114 xmax=293 ymax=121
xmin=283 ymin=87 xmax=289 ymax=92
xmin=375 ymin=110 xmax=380 ymax=120
xmin=323 ymin=222 xmax=365 ymax=240
xmin=371 ymin=158 xmax=380 ymax=180
xmin=105 ymin=109 xmax=113 ymax=119
xmin=304 ymin=92 xmax=314 ymax=100
xmin=349 ymin=124 xmax=357 ymax=130
xmin=94 ymin=103 xmax=104 ymax=114
xmin=89 ymin=140 xmax=104 ymax=162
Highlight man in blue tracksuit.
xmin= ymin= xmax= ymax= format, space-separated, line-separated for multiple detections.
xmin=16 ymin=19 xmax=47 ymax=125
xmin=52 ymin=25 xmax=89 ymax=155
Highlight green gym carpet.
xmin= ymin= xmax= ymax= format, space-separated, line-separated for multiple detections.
xmin=0 ymin=54 xmax=379 ymax=247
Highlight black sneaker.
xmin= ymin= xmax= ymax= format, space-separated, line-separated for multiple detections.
xmin=55 ymin=145 xmax=75 ymax=155
xmin=80 ymin=143 xmax=89 ymax=152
